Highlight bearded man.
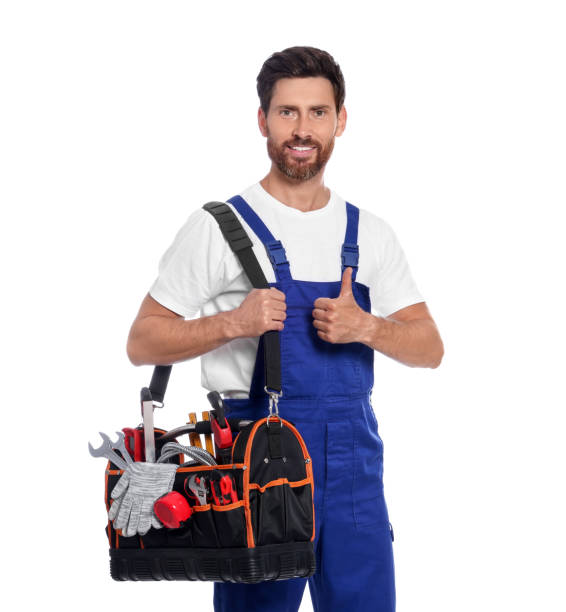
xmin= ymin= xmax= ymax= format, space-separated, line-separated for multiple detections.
xmin=127 ymin=45 xmax=444 ymax=612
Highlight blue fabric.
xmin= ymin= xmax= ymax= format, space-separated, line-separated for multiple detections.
xmin=228 ymin=195 xmax=292 ymax=281
xmin=214 ymin=196 xmax=396 ymax=612
xmin=342 ymin=202 xmax=360 ymax=280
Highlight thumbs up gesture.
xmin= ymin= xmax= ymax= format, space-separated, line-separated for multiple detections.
xmin=312 ymin=267 xmax=369 ymax=344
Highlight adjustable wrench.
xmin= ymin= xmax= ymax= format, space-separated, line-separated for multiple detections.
xmin=185 ymin=474 xmax=209 ymax=506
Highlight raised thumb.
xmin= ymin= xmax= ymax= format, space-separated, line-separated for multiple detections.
xmin=339 ymin=266 xmax=353 ymax=298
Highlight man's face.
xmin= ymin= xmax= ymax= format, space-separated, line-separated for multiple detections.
xmin=258 ymin=76 xmax=347 ymax=181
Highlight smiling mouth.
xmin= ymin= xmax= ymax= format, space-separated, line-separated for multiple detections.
xmin=287 ymin=145 xmax=317 ymax=157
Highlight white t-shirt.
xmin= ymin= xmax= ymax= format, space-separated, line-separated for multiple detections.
xmin=149 ymin=182 xmax=424 ymax=398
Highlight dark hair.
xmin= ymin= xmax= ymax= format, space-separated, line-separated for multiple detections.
xmin=256 ymin=46 xmax=345 ymax=116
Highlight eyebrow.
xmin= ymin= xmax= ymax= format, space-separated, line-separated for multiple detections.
xmin=275 ymin=104 xmax=332 ymax=111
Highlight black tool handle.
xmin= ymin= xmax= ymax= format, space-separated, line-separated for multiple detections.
xmin=207 ymin=391 xmax=227 ymax=427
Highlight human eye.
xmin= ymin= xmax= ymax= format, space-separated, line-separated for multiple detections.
xmin=280 ymin=108 xmax=295 ymax=117
xmin=313 ymin=109 xmax=326 ymax=118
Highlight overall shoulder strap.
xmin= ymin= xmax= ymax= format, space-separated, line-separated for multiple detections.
xmin=227 ymin=195 xmax=292 ymax=281
xmin=148 ymin=201 xmax=282 ymax=404
xmin=342 ymin=202 xmax=360 ymax=281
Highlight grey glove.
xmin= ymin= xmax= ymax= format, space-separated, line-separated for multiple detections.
xmin=108 ymin=462 xmax=177 ymax=537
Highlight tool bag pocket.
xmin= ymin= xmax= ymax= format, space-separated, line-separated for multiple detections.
xmin=165 ymin=466 xmax=248 ymax=549
xmin=249 ymin=480 xmax=314 ymax=546
xmin=106 ymin=464 xmax=247 ymax=550
xmin=232 ymin=417 xmax=315 ymax=548
xmin=191 ymin=501 xmax=247 ymax=548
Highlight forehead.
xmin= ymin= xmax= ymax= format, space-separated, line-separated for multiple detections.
xmin=270 ymin=76 xmax=335 ymax=109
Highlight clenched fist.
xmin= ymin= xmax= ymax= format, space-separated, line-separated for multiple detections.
xmin=229 ymin=287 xmax=287 ymax=338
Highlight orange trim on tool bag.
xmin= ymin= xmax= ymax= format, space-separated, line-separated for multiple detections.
xmin=280 ymin=419 xmax=316 ymax=542
xmin=211 ymin=500 xmax=245 ymax=512
xmin=242 ymin=418 xmax=269 ymax=548
xmin=231 ymin=431 xmax=242 ymax=462
xmin=242 ymin=417 xmax=316 ymax=547
xmin=106 ymin=469 xmax=123 ymax=476
xmin=248 ymin=477 xmax=311 ymax=494
xmin=192 ymin=503 xmax=212 ymax=512
xmin=106 ymin=464 xmax=125 ymax=549
xmin=176 ymin=463 xmax=245 ymax=473
xmin=189 ymin=502 xmax=244 ymax=513
xmin=104 ymin=462 xmax=110 ymax=511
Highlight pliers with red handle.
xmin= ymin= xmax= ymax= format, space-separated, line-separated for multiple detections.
xmin=210 ymin=471 xmax=238 ymax=505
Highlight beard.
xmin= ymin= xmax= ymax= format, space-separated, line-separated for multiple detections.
xmin=266 ymin=133 xmax=335 ymax=181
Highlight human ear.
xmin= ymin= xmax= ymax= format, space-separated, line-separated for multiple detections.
xmin=335 ymin=106 xmax=347 ymax=137
xmin=258 ymin=107 xmax=268 ymax=137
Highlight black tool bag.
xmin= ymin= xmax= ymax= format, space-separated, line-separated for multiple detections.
xmin=105 ymin=202 xmax=316 ymax=583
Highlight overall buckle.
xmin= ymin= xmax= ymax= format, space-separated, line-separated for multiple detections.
xmin=341 ymin=243 xmax=359 ymax=268
xmin=266 ymin=240 xmax=289 ymax=266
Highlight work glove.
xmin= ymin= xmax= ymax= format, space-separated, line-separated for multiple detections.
xmin=108 ymin=462 xmax=178 ymax=537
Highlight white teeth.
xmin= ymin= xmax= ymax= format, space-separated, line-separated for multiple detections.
xmin=290 ymin=146 xmax=314 ymax=151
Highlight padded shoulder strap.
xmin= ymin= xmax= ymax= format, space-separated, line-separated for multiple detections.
xmin=148 ymin=201 xmax=282 ymax=404
xmin=203 ymin=201 xmax=269 ymax=289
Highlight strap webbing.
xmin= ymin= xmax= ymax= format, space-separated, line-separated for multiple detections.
xmin=148 ymin=201 xmax=282 ymax=403
xmin=341 ymin=202 xmax=360 ymax=281
xmin=203 ymin=201 xmax=281 ymax=394
xmin=227 ymin=195 xmax=292 ymax=281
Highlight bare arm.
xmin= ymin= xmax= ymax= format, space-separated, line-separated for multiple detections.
xmin=359 ymin=302 xmax=444 ymax=368
xmin=127 ymin=290 xmax=287 ymax=366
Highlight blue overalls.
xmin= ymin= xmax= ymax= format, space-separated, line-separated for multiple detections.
xmin=214 ymin=195 xmax=396 ymax=612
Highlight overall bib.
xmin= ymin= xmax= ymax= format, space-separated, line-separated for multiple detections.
xmin=214 ymin=195 xmax=396 ymax=612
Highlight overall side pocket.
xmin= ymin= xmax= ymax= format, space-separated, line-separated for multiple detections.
xmin=353 ymin=417 xmax=390 ymax=529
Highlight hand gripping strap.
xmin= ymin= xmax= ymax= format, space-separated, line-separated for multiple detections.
xmin=203 ymin=202 xmax=282 ymax=394
xmin=147 ymin=202 xmax=282 ymax=403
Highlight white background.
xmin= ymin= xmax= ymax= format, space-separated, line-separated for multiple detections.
xmin=1 ymin=1 xmax=565 ymax=610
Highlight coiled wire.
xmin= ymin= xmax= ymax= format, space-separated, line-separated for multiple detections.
xmin=157 ymin=441 xmax=217 ymax=466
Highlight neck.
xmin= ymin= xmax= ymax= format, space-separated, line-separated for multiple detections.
xmin=259 ymin=170 xmax=330 ymax=213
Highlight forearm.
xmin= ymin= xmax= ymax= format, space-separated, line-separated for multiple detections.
xmin=359 ymin=312 xmax=444 ymax=369
xmin=127 ymin=310 xmax=243 ymax=366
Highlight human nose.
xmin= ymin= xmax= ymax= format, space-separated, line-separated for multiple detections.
xmin=292 ymin=114 xmax=313 ymax=141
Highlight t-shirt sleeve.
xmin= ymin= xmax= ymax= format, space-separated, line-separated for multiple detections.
xmin=149 ymin=208 xmax=229 ymax=318
xmin=369 ymin=218 xmax=425 ymax=318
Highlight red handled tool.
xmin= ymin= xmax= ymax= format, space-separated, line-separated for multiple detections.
xmin=122 ymin=427 xmax=145 ymax=462
xmin=207 ymin=391 xmax=233 ymax=464
xmin=210 ymin=471 xmax=238 ymax=506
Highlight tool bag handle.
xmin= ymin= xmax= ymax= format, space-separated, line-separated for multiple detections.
xmin=148 ymin=201 xmax=281 ymax=404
